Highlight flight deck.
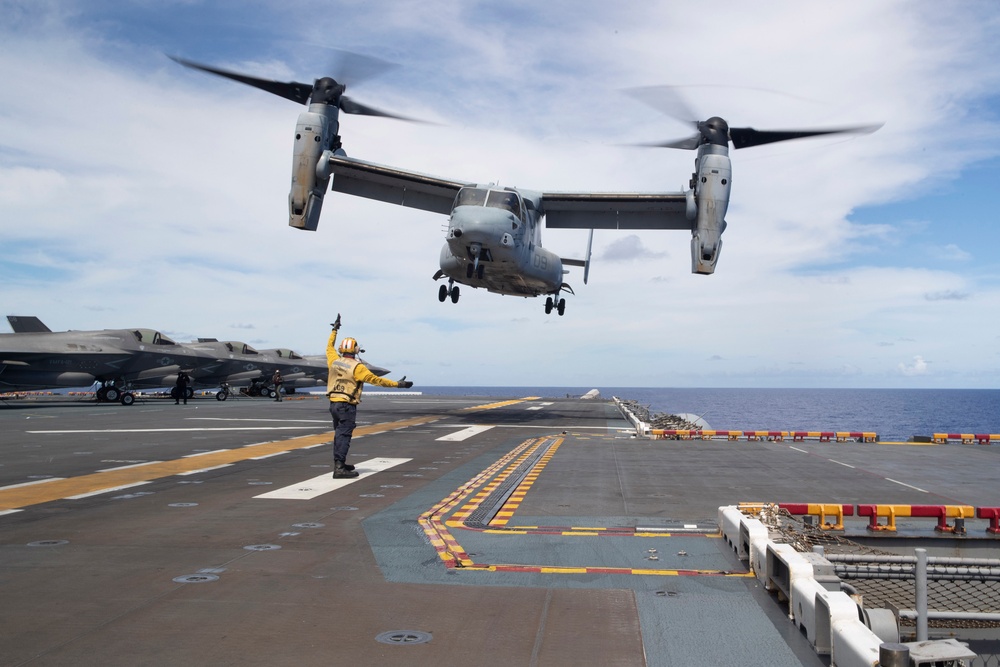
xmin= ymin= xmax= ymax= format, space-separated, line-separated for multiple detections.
xmin=1 ymin=394 xmax=997 ymax=666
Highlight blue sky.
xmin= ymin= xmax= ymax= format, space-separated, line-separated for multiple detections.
xmin=2 ymin=1 xmax=1000 ymax=388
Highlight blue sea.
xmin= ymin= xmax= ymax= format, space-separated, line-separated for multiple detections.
xmin=421 ymin=387 xmax=1000 ymax=442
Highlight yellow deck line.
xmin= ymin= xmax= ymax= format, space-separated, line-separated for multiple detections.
xmin=0 ymin=415 xmax=439 ymax=511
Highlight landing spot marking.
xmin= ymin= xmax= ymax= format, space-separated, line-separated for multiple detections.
xmin=436 ymin=425 xmax=495 ymax=442
xmin=253 ymin=458 xmax=411 ymax=500
xmin=885 ymin=478 xmax=929 ymax=493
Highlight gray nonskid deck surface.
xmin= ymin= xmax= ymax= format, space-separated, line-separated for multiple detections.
xmin=1 ymin=394 xmax=995 ymax=665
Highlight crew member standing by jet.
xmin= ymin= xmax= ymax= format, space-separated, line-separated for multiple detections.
xmin=326 ymin=314 xmax=413 ymax=478
xmin=271 ymin=370 xmax=284 ymax=402
xmin=174 ymin=371 xmax=190 ymax=405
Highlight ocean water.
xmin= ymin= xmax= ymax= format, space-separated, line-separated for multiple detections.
xmin=421 ymin=386 xmax=1000 ymax=442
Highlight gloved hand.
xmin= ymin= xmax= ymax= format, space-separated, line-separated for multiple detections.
xmin=331 ymin=314 xmax=341 ymax=331
xmin=396 ymin=375 xmax=413 ymax=389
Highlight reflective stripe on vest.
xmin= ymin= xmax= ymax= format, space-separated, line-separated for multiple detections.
xmin=327 ymin=357 xmax=362 ymax=403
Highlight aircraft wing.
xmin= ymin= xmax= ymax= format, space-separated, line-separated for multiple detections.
xmin=541 ymin=192 xmax=690 ymax=230
xmin=328 ymin=156 xmax=472 ymax=215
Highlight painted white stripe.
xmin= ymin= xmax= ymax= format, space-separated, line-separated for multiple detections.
xmin=789 ymin=446 xmax=808 ymax=453
xmin=249 ymin=451 xmax=289 ymax=461
xmin=0 ymin=478 xmax=66 ymax=491
xmin=526 ymin=406 xmax=544 ymax=411
xmin=0 ymin=509 xmax=24 ymax=516
xmin=829 ymin=459 xmax=856 ymax=469
xmin=27 ymin=427 xmax=325 ymax=434
xmin=254 ymin=457 xmax=411 ymax=500
xmin=188 ymin=418 xmax=330 ymax=423
xmin=177 ymin=464 xmax=235 ymax=476
xmin=885 ymin=478 xmax=929 ymax=493
xmin=67 ymin=481 xmax=152 ymax=500
xmin=96 ymin=461 xmax=162 ymax=473
xmin=436 ymin=425 xmax=495 ymax=442
xmin=183 ymin=449 xmax=230 ymax=458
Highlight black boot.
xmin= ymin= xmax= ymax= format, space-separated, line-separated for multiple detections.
xmin=333 ymin=461 xmax=358 ymax=478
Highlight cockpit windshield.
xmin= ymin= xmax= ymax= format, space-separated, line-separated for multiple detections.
xmin=454 ymin=187 xmax=523 ymax=220
xmin=454 ymin=187 xmax=488 ymax=208
xmin=486 ymin=190 xmax=522 ymax=219
xmin=132 ymin=329 xmax=176 ymax=345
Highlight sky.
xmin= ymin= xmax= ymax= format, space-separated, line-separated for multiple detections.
xmin=2 ymin=0 xmax=1000 ymax=388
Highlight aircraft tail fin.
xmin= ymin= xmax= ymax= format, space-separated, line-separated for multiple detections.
xmin=7 ymin=316 xmax=52 ymax=333
xmin=560 ymin=229 xmax=594 ymax=285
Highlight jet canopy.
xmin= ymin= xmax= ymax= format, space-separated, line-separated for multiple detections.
xmin=131 ymin=329 xmax=178 ymax=346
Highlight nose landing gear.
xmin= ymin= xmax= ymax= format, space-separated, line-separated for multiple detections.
xmin=438 ymin=280 xmax=460 ymax=304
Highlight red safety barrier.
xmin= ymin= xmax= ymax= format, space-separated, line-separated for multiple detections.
xmin=778 ymin=503 xmax=855 ymax=530
xmin=857 ymin=504 xmax=974 ymax=532
xmin=978 ymin=508 xmax=1000 ymax=534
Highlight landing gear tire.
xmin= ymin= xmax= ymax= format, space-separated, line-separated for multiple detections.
xmin=438 ymin=284 xmax=448 ymax=302
xmin=120 ymin=392 xmax=135 ymax=406
xmin=104 ymin=387 xmax=120 ymax=402
xmin=545 ymin=296 xmax=553 ymax=314
xmin=260 ymin=387 xmax=272 ymax=399
xmin=477 ymin=264 xmax=484 ymax=280
xmin=96 ymin=387 xmax=108 ymax=402
xmin=557 ymin=298 xmax=566 ymax=316
xmin=466 ymin=263 xmax=474 ymax=279
xmin=185 ymin=387 xmax=194 ymax=399
xmin=216 ymin=390 xmax=228 ymax=401
xmin=450 ymin=285 xmax=460 ymax=303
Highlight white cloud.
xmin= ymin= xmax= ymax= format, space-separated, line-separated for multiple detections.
xmin=898 ymin=355 xmax=929 ymax=376
xmin=2 ymin=1 xmax=1000 ymax=388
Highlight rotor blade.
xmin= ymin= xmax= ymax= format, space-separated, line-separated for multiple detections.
xmin=729 ymin=124 xmax=883 ymax=149
xmin=170 ymin=55 xmax=313 ymax=104
xmin=631 ymin=134 xmax=703 ymax=150
xmin=623 ymin=85 xmax=699 ymax=127
xmin=325 ymin=49 xmax=399 ymax=86
xmin=339 ymin=95 xmax=421 ymax=121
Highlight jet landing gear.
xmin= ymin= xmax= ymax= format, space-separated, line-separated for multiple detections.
xmin=545 ymin=296 xmax=566 ymax=316
xmin=438 ymin=281 xmax=460 ymax=304
xmin=96 ymin=381 xmax=136 ymax=406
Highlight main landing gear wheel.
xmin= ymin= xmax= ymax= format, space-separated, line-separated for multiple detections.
xmin=104 ymin=387 xmax=121 ymax=402
xmin=450 ymin=284 xmax=460 ymax=303
xmin=120 ymin=392 xmax=135 ymax=406
xmin=544 ymin=296 xmax=567 ymax=316
xmin=438 ymin=284 xmax=448 ymax=302
xmin=216 ymin=390 xmax=228 ymax=401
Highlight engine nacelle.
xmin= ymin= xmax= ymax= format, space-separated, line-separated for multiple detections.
xmin=288 ymin=105 xmax=341 ymax=231
xmin=690 ymin=147 xmax=731 ymax=275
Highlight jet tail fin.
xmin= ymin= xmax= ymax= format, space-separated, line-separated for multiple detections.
xmin=7 ymin=316 xmax=52 ymax=333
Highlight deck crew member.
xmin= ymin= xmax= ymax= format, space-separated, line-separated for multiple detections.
xmin=326 ymin=314 xmax=413 ymax=478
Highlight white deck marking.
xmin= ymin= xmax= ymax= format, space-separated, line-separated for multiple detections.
xmin=436 ymin=425 xmax=495 ymax=442
xmin=829 ymin=460 xmax=856 ymax=468
xmin=254 ymin=457 xmax=411 ymax=500
xmin=0 ymin=509 xmax=23 ymax=516
xmin=96 ymin=461 xmax=163 ymax=473
xmin=789 ymin=446 xmax=808 ymax=453
xmin=67 ymin=481 xmax=152 ymax=500
xmin=885 ymin=478 xmax=929 ymax=493
xmin=177 ymin=464 xmax=235 ymax=476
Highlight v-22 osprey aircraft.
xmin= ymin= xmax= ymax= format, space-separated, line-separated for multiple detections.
xmin=173 ymin=56 xmax=879 ymax=316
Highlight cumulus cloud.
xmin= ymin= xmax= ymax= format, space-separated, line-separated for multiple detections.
xmin=898 ymin=356 xmax=929 ymax=376
xmin=598 ymin=235 xmax=668 ymax=262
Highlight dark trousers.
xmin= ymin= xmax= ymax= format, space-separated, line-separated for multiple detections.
xmin=329 ymin=401 xmax=357 ymax=463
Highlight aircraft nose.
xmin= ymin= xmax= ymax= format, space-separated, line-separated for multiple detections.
xmin=449 ymin=206 xmax=515 ymax=242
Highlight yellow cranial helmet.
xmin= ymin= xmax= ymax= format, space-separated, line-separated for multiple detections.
xmin=339 ymin=337 xmax=360 ymax=355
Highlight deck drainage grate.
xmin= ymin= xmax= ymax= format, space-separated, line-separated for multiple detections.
xmin=243 ymin=544 xmax=282 ymax=551
xmin=375 ymin=631 xmax=432 ymax=646
xmin=173 ymin=574 xmax=219 ymax=584
xmin=27 ymin=540 xmax=68 ymax=547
